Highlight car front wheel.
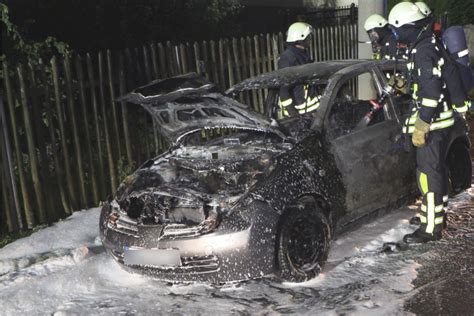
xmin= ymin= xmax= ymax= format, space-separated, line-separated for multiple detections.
xmin=276 ymin=198 xmax=331 ymax=282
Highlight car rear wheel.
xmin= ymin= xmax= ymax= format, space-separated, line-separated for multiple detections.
xmin=276 ymin=198 xmax=331 ymax=282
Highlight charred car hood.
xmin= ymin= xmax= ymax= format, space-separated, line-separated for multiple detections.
xmin=118 ymin=73 xmax=282 ymax=144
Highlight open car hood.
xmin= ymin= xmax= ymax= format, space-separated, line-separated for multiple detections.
xmin=119 ymin=73 xmax=282 ymax=144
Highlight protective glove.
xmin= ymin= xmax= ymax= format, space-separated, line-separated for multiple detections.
xmin=412 ymin=118 xmax=430 ymax=147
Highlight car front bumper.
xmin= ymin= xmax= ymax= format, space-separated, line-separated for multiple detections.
xmin=99 ymin=201 xmax=277 ymax=283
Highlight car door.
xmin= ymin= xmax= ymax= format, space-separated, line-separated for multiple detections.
xmin=326 ymin=67 xmax=417 ymax=225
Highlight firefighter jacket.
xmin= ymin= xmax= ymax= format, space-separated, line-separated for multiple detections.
xmin=278 ymin=45 xmax=320 ymax=117
xmin=403 ymin=31 xmax=455 ymax=134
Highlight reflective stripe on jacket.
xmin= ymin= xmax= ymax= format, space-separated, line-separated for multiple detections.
xmin=403 ymin=32 xmax=454 ymax=134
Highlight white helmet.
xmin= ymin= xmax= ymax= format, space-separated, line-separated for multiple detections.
xmin=364 ymin=14 xmax=388 ymax=31
xmin=389 ymin=2 xmax=426 ymax=27
xmin=286 ymin=22 xmax=312 ymax=42
xmin=415 ymin=2 xmax=432 ymax=16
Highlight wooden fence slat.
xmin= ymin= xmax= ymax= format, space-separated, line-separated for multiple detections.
xmin=231 ymin=38 xmax=242 ymax=84
xmin=38 ymin=59 xmax=70 ymax=214
xmin=98 ymin=51 xmax=118 ymax=194
xmin=157 ymin=43 xmax=168 ymax=78
xmin=193 ymin=42 xmax=201 ymax=74
xmin=201 ymin=41 xmax=210 ymax=79
xmin=278 ymin=32 xmax=284 ymax=55
xmin=239 ymin=37 xmax=250 ymax=105
xmin=246 ymin=36 xmax=258 ymax=111
xmin=225 ymin=39 xmax=234 ymax=87
xmin=271 ymin=34 xmax=279 ymax=70
xmin=311 ymin=28 xmax=316 ymax=61
xmin=134 ymin=47 xmax=146 ymax=85
xmin=165 ymin=42 xmax=178 ymax=76
xmin=118 ymin=52 xmax=133 ymax=165
xmin=253 ymin=35 xmax=264 ymax=113
xmin=86 ymin=53 xmax=105 ymax=199
xmin=28 ymin=61 xmax=54 ymax=218
xmin=210 ymin=40 xmax=219 ymax=86
xmin=316 ymin=27 xmax=323 ymax=61
xmin=179 ymin=43 xmax=188 ymax=73
xmin=106 ymin=50 xmax=122 ymax=160
xmin=218 ymin=40 xmax=226 ymax=89
xmin=150 ymin=43 xmax=159 ymax=79
xmin=17 ymin=65 xmax=46 ymax=222
xmin=265 ymin=34 xmax=272 ymax=71
xmin=75 ymin=56 xmax=99 ymax=205
xmin=0 ymin=160 xmax=15 ymax=231
xmin=0 ymin=87 xmax=22 ymax=231
xmin=186 ymin=42 xmax=194 ymax=74
xmin=63 ymin=55 xmax=87 ymax=208
xmin=259 ymin=35 xmax=268 ymax=100
xmin=3 ymin=61 xmax=31 ymax=228
xmin=142 ymin=45 xmax=153 ymax=83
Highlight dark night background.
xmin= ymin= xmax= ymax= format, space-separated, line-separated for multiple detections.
xmin=1 ymin=0 xmax=473 ymax=58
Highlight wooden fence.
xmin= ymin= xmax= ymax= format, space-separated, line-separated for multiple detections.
xmin=0 ymin=23 xmax=358 ymax=233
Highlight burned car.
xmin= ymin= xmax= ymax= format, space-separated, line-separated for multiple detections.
xmin=100 ymin=60 xmax=472 ymax=283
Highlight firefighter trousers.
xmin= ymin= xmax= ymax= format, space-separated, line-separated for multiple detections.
xmin=415 ymin=128 xmax=451 ymax=235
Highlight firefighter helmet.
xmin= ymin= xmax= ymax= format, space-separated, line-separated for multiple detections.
xmin=389 ymin=2 xmax=426 ymax=27
xmin=286 ymin=22 xmax=313 ymax=42
xmin=364 ymin=14 xmax=388 ymax=31
xmin=415 ymin=2 xmax=432 ymax=16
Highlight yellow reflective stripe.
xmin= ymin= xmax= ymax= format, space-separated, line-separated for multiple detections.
xmin=432 ymin=67 xmax=441 ymax=77
xmin=301 ymin=102 xmax=320 ymax=113
xmin=419 ymin=215 xmax=427 ymax=224
xmin=419 ymin=172 xmax=429 ymax=195
xmin=279 ymin=98 xmax=292 ymax=107
xmin=430 ymin=118 xmax=454 ymax=131
xmin=412 ymin=83 xmax=418 ymax=99
xmin=438 ymin=110 xmax=453 ymax=120
xmin=425 ymin=192 xmax=435 ymax=234
xmin=407 ymin=62 xmax=414 ymax=70
xmin=421 ymin=98 xmax=438 ymax=108
xmin=421 ymin=204 xmax=444 ymax=213
xmin=294 ymin=102 xmax=306 ymax=110
xmin=307 ymin=95 xmax=320 ymax=106
xmin=434 ymin=216 xmax=444 ymax=225
xmin=453 ymin=101 xmax=469 ymax=113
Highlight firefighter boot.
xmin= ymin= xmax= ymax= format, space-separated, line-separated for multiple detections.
xmin=403 ymin=192 xmax=444 ymax=244
xmin=403 ymin=227 xmax=442 ymax=243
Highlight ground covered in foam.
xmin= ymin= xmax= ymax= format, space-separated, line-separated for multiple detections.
xmin=0 ymin=186 xmax=472 ymax=315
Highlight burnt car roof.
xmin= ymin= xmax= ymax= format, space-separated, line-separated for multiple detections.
xmin=225 ymin=60 xmax=374 ymax=95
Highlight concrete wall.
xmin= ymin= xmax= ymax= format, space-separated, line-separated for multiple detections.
xmin=358 ymin=0 xmax=384 ymax=99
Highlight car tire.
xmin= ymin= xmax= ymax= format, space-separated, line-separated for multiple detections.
xmin=276 ymin=198 xmax=331 ymax=282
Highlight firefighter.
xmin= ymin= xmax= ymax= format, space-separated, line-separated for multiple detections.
xmin=278 ymin=22 xmax=320 ymax=118
xmin=364 ymin=14 xmax=400 ymax=60
xmin=389 ymin=2 xmax=454 ymax=243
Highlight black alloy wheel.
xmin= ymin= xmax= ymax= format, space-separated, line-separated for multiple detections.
xmin=276 ymin=199 xmax=331 ymax=282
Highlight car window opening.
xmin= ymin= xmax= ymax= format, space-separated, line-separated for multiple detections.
xmin=328 ymin=72 xmax=385 ymax=138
